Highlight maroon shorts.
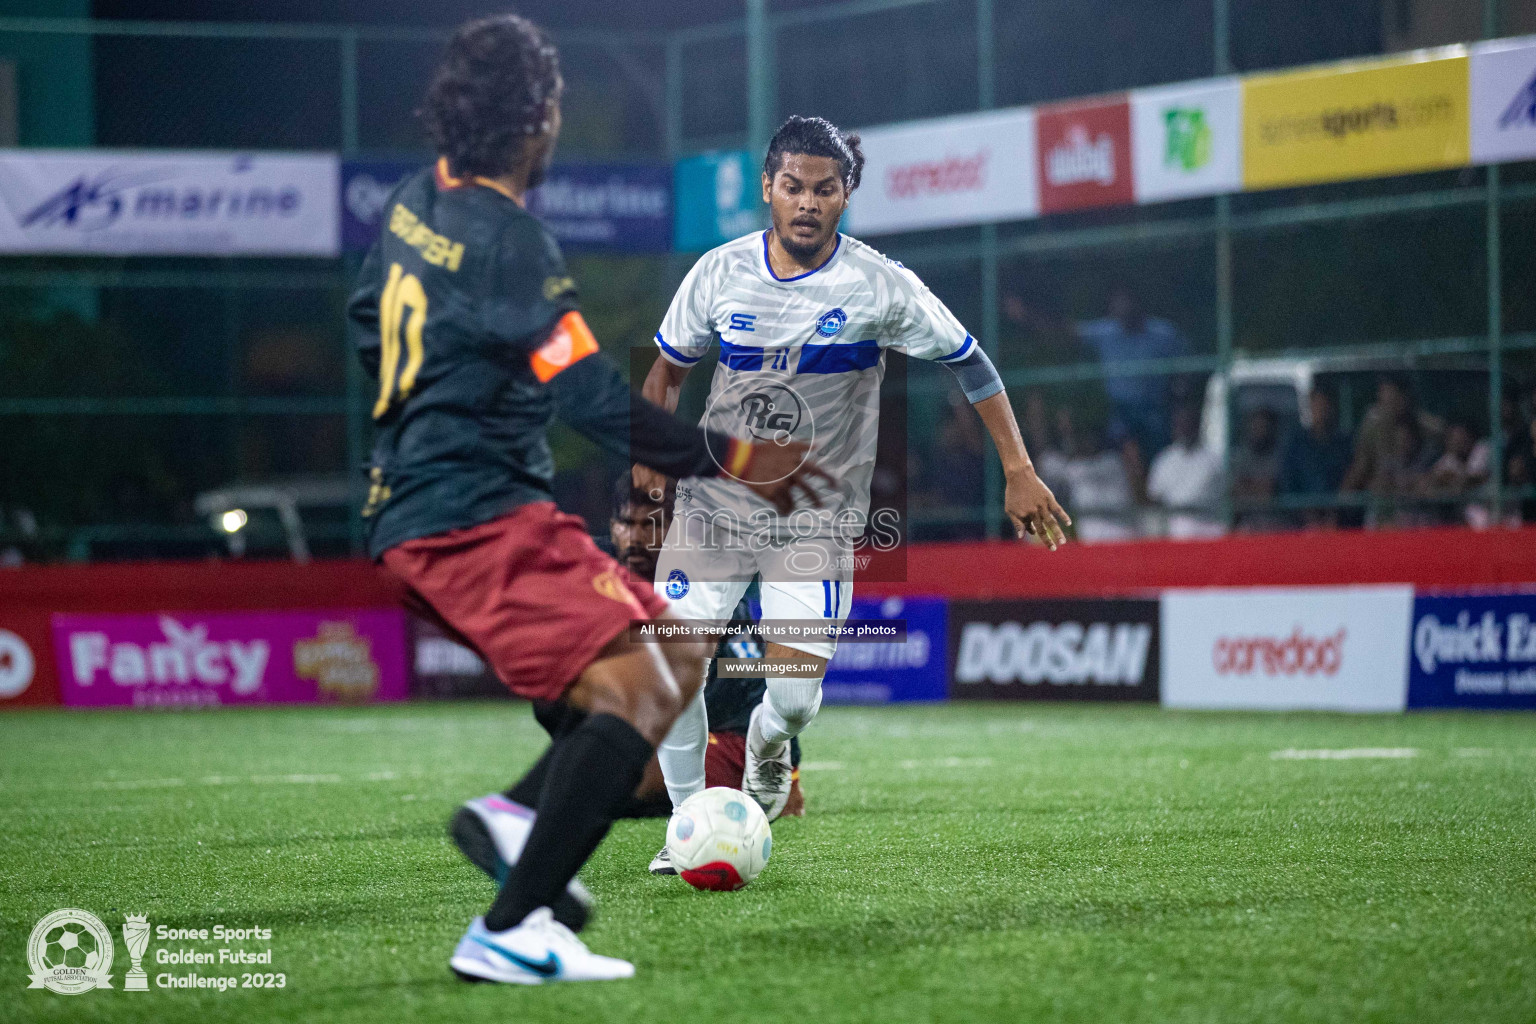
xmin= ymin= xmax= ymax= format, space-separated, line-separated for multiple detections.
xmin=704 ymin=731 xmax=747 ymax=789
xmin=381 ymin=502 xmax=668 ymax=702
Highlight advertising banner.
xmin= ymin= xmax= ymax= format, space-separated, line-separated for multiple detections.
xmin=410 ymin=614 xmax=507 ymax=699
xmin=526 ymin=162 xmax=672 ymax=252
xmin=53 ymin=609 xmax=409 ymax=708
xmin=1131 ymin=77 xmax=1243 ymax=203
xmin=1161 ymin=586 xmax=1413 ymax=711
xmin=0 ymin=150 xmax=339 ymax=256
xmin=674 ymin=150 xmax=761 ymax=251
xmin=0 ymin=614 xmax=57 ymax=707
xmin=823 ymin=595 xmax=947 ymax=704
xmin=1470 ymin=36 xmax=1536 ymax=165
xmin=1036 ymin=96 xmax=1134 ymax=214
xmin=340 ymin=159 xmax=418 ymax=252
xmin=1408 ymin=591 xmax=1536 ymax=708
xmin=1242 ymin=48 xmax=1470 ymax=190
xmin=846 ymin=107 xmax=1039 ymax=235
xmin=947 ymin=598 xmax=1159 ymax=701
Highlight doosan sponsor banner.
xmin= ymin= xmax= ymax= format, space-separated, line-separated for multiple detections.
xmin=847 ymin=107 xmax=1038 ymax=236
xmin=1036 ymin=96 xmax=1134 ymax=214
xmin=0 ymin=150 xmax=339 ymax=256
xmin=1131 ymin=78 xmax=1243 ymax=203
xmin=1161 ymin=586 xmax=1413 ymax=711
xmin=1408 ymin=591 xmax=1536 ymax=708
xmin=1470 ymin=36 xmax=1536 ymax=165
xmin=823 ymin=596 xmax=947 ymax=704
xmin=1242 ymin=48 xmax=1470 ymax=191
xmin=948 ymin=599 xmax=1158 ymax=701
xmin=53 ymin=609 xmax=409 ymax=708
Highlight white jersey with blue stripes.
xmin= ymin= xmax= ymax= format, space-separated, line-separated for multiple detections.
xmin=655 ymin=230 xmax=974 ymax=532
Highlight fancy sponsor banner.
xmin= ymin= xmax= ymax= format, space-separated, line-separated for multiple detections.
xmin=0 ymin=150 xmax=339 ymax=256
xmin=846 ymin=107 xmax=1038 ymax=235
xmin=52 ymin=609 xmax=408 ymax=707
xmin=947 ymin=598 xmax=1158 ymax=701
xmin=1408 ymin=591 xmax=1536 ymax=709
xmin=1470 ymin=36 xmax=1536 ymax=165
xmin=340 ymin=159 xmax=418 ymax=252
xmin=674 ymin=150 xmax=762 ymax=252
xmin=1242 ymin=48 xmax=1470 ymax=191
xmin=1161 ymin=586 xmax=1412 ymax=711
xmin=1131 ymin=77 xmax=1243 ymax=203
xmin=1036 ymin=96 xmax=1134 ymax=214
xmin=526 ymin=162 xmax=671 ymax=252
xmin=822 ymin=595 xmax=947 ymax=704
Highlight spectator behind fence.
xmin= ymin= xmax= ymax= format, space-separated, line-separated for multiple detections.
xmin=1146 ymin=403 xmax=1224 ymax=539
xmin=1072 ymin=286 xmax=1191 ymax=462
xmin=1425 ymin=419 xmax=1491 ymax=525
xmin=1278 ymin=388 xmax=1353 ymax=528
xmin=1341 ymin=375 xmax=1445 ymax=497
xmin=1232 ymin=406 xmax=1287 ymax=532
xmin=1056 ymin=407 xmax=1136 ymax=543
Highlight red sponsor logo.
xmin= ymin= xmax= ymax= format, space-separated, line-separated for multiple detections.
xmin=1213 ymin=628 xmax=1347 ymax=677
xmin=884 ymin=151 xmax=989 ymax=200
xmin=1036 ymin=97 xmax=1133 ymax=214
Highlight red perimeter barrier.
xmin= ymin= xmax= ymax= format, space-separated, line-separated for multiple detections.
xmin=857 ymin=525 xmax=1536 ymax=599
xmin=2 ymin=526 xmax=1533 ymax=707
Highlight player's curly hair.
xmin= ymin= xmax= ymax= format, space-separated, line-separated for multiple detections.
xmin=419 ymin=14 xmax=562 ymax=179
xmin=763 ymin=115 xmax=865 ymax=193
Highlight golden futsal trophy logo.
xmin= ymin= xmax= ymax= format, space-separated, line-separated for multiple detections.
xmin=122 ymin=915 xmax=150 ymax=992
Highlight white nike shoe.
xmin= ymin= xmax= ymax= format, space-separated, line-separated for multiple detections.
xmin=648 ymin=844 xmax=677 ymax=876
xmin=743 ymin=704 xmax=793 ymax=821
xmin=452 ymin=795 xmax=595 ymax=929
xmin=450 ymin=911 xmax=634 ymax=984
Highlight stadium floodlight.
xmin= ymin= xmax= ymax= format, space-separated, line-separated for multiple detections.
xmin=220 ymin=509 xmax=248 ymax=534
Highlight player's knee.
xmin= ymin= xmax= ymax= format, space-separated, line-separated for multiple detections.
xmin=665 ymin=641 xmax=710 ymax=702
xmin=766 ymin=678 xmax=823 ymax=731
xmin=575 ymin=645 xmax=685 ymax=746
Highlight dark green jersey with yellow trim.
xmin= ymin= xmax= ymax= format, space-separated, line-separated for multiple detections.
xmin=350 ymin=161 xmax=731 ymax=558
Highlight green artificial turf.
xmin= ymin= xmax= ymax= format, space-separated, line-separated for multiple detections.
xmin=2 ymin=702 xmax=1533 ymax=1023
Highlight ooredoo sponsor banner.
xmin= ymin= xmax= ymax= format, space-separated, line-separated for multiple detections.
xmin=1408 ymin=592 xmax=1536 ymax=708
xmin=1161 ymin=586 xmax=1412 ymax=711
xmin=53 ymin=609 xmax=409 ymax=708
xmin=823 ymin=596 xmax=946 ymax=704
xmin=1242 ymin=48 xmax=1470 ymax=190
xmin=1131 ymin=77 xmax=1243 ymax=203
xmin=0 ymin=616 xmax=58 ymax=706
xmin=846 ymin=107 xmax=1038 ymax=236
xmin=1036 ymin=96 xmax=1134 ymax=214
xmin=0 ymin=150 xmax=339 ymax=256
xmin=1470 ymin=36 xmax=1536 ymax=165
xmin=948 ymin=599 xmax=1158 ymax=701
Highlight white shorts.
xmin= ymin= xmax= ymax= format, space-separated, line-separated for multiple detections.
xmin=653 ymin=519 xmax=853 ymax=660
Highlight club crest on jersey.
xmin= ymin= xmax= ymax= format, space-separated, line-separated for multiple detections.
xmin=665 ymin=570 xmax=690 ymax=600
xmin=815 ymin=308 xmax=848 ymax=338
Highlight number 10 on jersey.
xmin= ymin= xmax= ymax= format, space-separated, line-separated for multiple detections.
xmin=373 ymin=262 xmax=428 ymax=420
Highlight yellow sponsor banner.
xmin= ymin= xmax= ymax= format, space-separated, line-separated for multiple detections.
xmin=1243 ymin=48 xmax=1470 ymax=190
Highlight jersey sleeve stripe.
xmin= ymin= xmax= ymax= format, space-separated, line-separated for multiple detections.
xmin=655 ymin=331 xmax=703 ymax=366
xmin=933 ymin=334 xmax=977 ymax=363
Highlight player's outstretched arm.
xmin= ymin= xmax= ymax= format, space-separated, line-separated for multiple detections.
xmin=973 ymin=390 xmax=1071 ymax=549
xmin=633 ymin=356 xmax=693 ymax=500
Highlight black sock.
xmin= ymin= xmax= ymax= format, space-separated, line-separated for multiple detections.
xmin=503 ymin=744 xmax=557 ymax=808
xmin=483 ymin=713 xmax=654 ymax=932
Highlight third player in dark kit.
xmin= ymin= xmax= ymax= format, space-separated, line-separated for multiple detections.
xmin=348 ymin=13 xmax=827 ymax=985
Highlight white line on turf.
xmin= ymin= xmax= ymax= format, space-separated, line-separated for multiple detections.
xmin=1270 ymin=748 xmax=1419 ymax=760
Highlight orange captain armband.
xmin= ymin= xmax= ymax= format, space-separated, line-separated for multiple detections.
xmin=530 ymin=311 xmax=600 ymax=382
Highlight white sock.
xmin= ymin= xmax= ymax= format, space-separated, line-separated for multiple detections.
xmin=657 ymin=670 xmax=709 ymax=809
xmin=755 ymin=675 xmax=824 ymax=752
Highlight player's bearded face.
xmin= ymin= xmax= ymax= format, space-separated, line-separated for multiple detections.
xmin=611 ymin=502 xmax=670 ymax=579
xmin=764 ymin=154 xmax=847 ymax=261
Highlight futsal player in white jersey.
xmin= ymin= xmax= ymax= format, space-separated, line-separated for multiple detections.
xmin=635 ymin=117 xmax=1070 ymax=871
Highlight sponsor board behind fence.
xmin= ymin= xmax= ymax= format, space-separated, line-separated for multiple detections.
xmin=52 ymin=609 xmax=408 ymax=707
xmin=947 ymin=598 xmax=1159 ymax=701
xmin=1161 ymin=585 xmax=1413 ymax=711
xmin=1408 ymin=590 xmax=1536 ymax=708
xmin=1036 ymin=96 xmax=1134 ymax=214
xmin=847 ymin=107 xmax=1038 ymax=236
xmin=1242 ymin=48 xmax=1470 ymax=191
xmin=0 ymin=150 xmax=339 ymax=256
xmin=822 ymin=596 xmax=947 ymax=704
xmin=674 ymin=150 xmax=762 ymax=252
xmin=1131 ymin=77 xmax=1244 ymax=203
xmin=1470 ymin=35 xmax=1536 ymax=165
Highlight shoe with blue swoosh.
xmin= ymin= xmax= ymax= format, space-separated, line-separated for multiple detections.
xmin=452 ymin=796 xmax=595 ymax=932
xmin=450 ymin=911 xmax=634 ymax=984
